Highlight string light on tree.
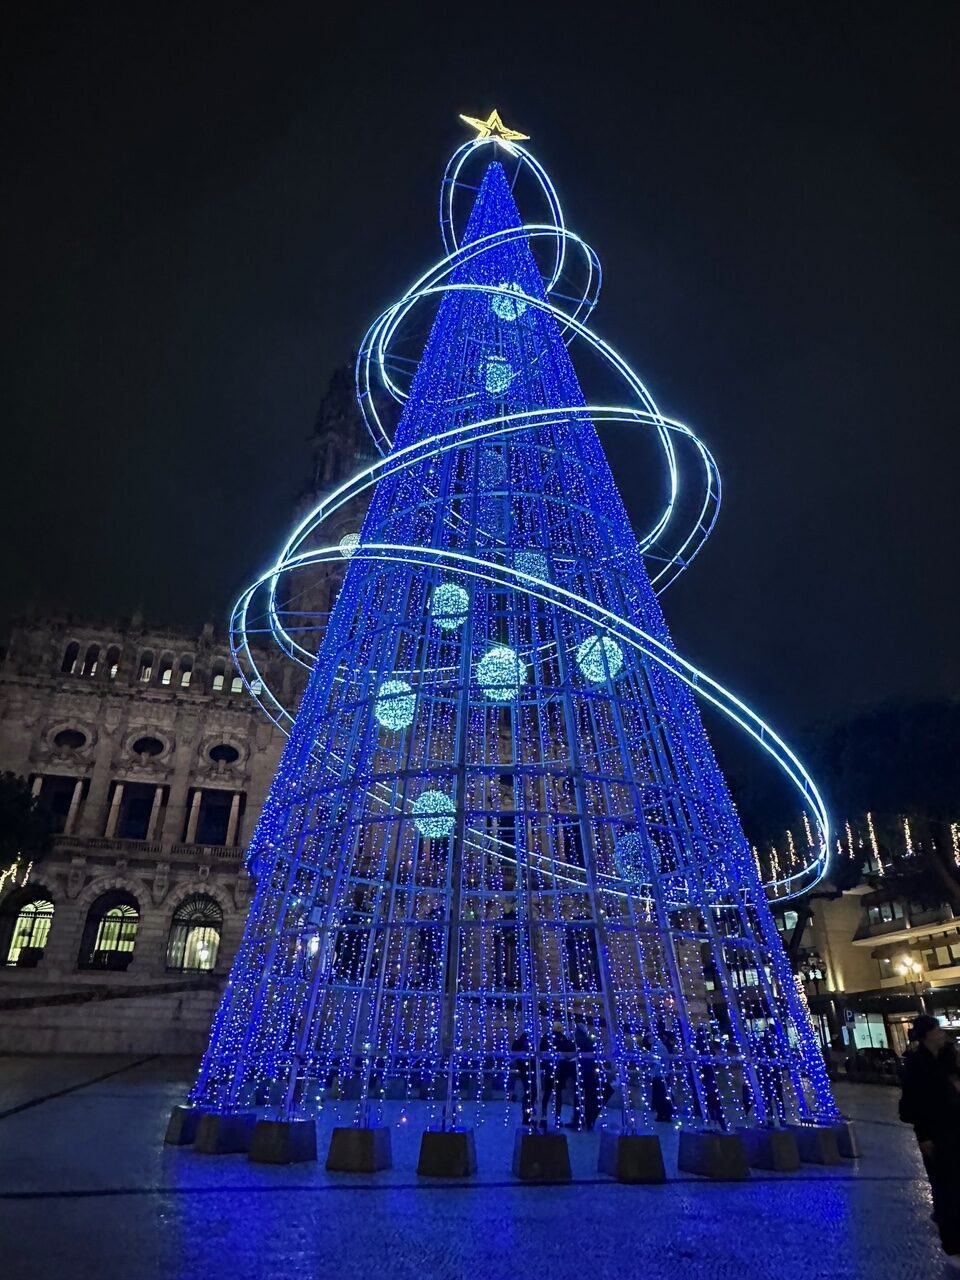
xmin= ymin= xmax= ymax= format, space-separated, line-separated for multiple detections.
xmin=374 ymin=678 xmax=416 ymax=731
xmin=476 ymin=646 xmax=527 ymax=701
xmin=484 ymin=356 xmax=513 ymax=395
xmin=491 ymin=281 xmax=529 ymax=321
xmin=412 ymin=790 xmax=456 ymax=839
xmin=514 ymin=549 xmax=548 ymax=579
xmin=430 ymin=582 xmax=470 ymax=631
xmin=575 ymin=633 xmax=625 ymax=682
xmin=181 ymin=109 xmax=837 ymax=1140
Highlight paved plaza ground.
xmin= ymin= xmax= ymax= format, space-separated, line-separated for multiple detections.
xmin=0 ymin=1055 xmax=946 ymax=1280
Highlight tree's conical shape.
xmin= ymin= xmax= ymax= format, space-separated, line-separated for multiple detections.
xmin=191 ymin=157 xmax=836 ymax=1130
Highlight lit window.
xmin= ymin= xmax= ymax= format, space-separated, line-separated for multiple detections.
xmin=212 ymin=674 xmax=225 ymax=692
xmin=105 ymin=645 xmax=121 ymax=679
xmin=61 ymin=642 xmax=80 ymax=675
xmin=81 ymin=644 xmax=100 ymax=677
xmin=137 ymin=652 xmax=154 ymax=683
xmin=166 ymin=894 xmax=222 ymax=972
xmin=180 ymin=669 xmax=191 ymax=688
xmin=230 ymin=677 xmax=243 ymax=694
xmin=2 ymin=893 xmax=55 ymax=966
xmin=78 ymin=892 xmax=139 ymax=971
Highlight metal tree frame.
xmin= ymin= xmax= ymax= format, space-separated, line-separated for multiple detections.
xmin=187 ymin=134 xmax=838 ymax=1133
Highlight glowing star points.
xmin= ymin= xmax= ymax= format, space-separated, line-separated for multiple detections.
xmin=459 ymin=109 xmax=530 ymax=146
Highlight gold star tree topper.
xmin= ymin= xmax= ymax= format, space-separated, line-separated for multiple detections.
xmin=459 ymin=109 xmax=530 ymax=146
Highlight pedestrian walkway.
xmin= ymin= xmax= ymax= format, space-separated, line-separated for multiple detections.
xmin=0 ymin=1056 xmax=941 ymax=1280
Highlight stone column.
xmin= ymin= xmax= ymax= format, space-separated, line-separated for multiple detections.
xmin=78 ymin=708 xmax=123 ymax=838
xmin=146 ymin=785 xmax=165 ymax=841
xmin=160 ymin=710 xmax=200 ymax=847
xmin=185 ymin=789 xmax=202 ymax=845
xmin=64 ymin=779 xmax=84 ymax=835
xmin=104 ymin=782 xmax=124 ymax=838
xmin=225 ymin=792 xmax=241 ymax=847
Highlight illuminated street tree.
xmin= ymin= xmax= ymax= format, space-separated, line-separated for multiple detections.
xmin=186 ymin=114 xmax=837 ymax=1135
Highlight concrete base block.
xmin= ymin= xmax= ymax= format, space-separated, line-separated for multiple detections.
xmin=164 ymin=1104 xmax=205 ymax=1146
xmin=788 ymin=1123 xmax=842 ymax=1165
xmin=193 ymin=1110 xmax=257 ymax=1155
xmin=678 ymin=1130 xmax=750 ymax=1181
xmin=512 ymin=1128 xmax=572 ymax=1183
xmin=739 ymin=1127 xmax=800 ymax=1172
xmin=248 ymin=1118 xmax=317 ymax=1165
xmin=598 ymin=1130 xmax=666 ymax=1183
xmin=417 ymin=1128 xmax=478 ymax=1177
xmin=326 ymin=1125 xmax=392 ymax=1172
xmin=835 ymin=1121 xmax=860 ymax=1158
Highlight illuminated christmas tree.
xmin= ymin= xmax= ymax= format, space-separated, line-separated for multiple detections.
xmin=185 ymin=112 xmax=838 ymax=1147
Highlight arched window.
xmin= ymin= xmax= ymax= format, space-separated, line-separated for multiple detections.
xmin=137 ymin=651 xmax=154 ymax=683
xmin=105 ymin=645 xmax=121 ymax=679
xmin=210 ymin=659 xmax=226 ymax=692
xmin=61 ymin=641 xmax=80 ymax=675
xmin=158 ymin=654 xmax=174 ymax=686
xmin=1 ymin=888 xmax=55 ymax=967
xmin=78 ymin=890 xmax=139 ymax=971
xmin=81 ymin=644 xmax=100 ymax=677
xmin=230 ymin=676 xmax=243 ymax=694
xmin=179 ymin=656 xmax=193 ymax=688
xmin=166 ymin=894 xmax=222 ymax=972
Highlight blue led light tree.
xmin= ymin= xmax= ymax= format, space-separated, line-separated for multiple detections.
xmin=186 ymin=117 xmax=838 ymax=1140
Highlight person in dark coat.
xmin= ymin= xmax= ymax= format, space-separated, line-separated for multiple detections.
xmin=572 ymin=1015 xmax=602 ymax=1130
xmin=899 ymin=1013 xmax=960 ymax=1260
xmin=539 ymin=1019 xmax=576 ymax=1128
xmin=511 ymin=1029 xmax=537 ymax=1126
xmin=643 ymin=1031 xmax=674 ymax=1122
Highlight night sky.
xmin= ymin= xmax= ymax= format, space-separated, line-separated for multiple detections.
xmin=3 ymin=2 xmax=958 ymax=735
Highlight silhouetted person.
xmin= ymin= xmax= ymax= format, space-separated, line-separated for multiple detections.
xmin=643 ymin=1031 xmax=674 ymax=1122
xmin=751 ymin=1026 xmax=786 ymax=1124
xmin=572 ymin=1015 xmax=602 ymax=1130
xmin=539 ymin=1019 xmax=575 ymax=1128
xmin=511 ymin=1029 xmax=537 ymax=1126
xmin=900 ymin=1014 xmax=960 ymax=1261
xmin=694 ymin=1025 xmax=725 ymax=1128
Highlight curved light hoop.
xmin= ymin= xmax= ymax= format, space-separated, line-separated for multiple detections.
xmin=231 ymin=540 xmax=829 ymax=902
xmin=360 ymin=283 xmax=684 ymax=569
xmin=356 ymin=225 xmax=602 ymax=457
xmin=441 ymin=141 xmax=567 ymax=292
xmin=259 ymin=406 xmax=718 ymax=677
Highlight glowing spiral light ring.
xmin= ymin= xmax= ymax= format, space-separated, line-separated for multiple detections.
xmin=231 ymin=532 xmax=829 ymax=901
xmin=231 ymin=433 xmax=827 ymax=900
xmin=232 ymin=137 xmax=829 ymax=903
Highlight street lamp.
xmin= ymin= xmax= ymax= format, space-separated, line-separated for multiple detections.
xmin=895 ymin=953 xmax=926 ymax=1012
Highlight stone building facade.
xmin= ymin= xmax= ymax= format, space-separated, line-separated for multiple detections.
xmin=0 ymin=370 xmax=374 ymax=1054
